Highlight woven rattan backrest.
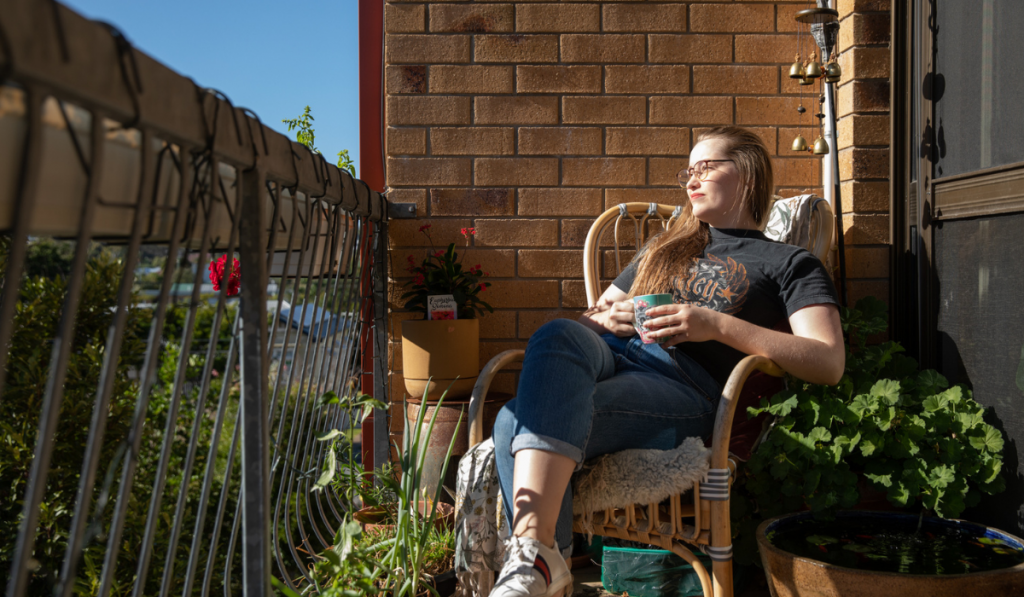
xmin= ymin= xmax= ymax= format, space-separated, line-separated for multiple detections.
xmin=582 ymin=199 xmax=835 ymax=307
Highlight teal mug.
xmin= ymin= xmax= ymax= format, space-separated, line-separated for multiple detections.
xmin=633 ymin=293 xmax=674 ymax=344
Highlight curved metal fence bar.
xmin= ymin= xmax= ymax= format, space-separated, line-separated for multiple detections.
xmin=0 ymin=2 xmax=390 ymax=596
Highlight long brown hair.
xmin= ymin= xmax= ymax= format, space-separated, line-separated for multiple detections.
xmin=627 ymin=126 xmax=774 ymax=298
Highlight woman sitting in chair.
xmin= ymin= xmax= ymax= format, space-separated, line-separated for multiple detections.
xmin=489 ymin=126 xmax=845 ymax=597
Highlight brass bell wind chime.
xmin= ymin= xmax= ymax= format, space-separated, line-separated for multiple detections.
xmin=788 ymin=4 xmax=841 ymax=156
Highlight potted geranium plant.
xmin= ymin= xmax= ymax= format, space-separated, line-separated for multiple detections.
xmin=739 ymin=297 xmax=1024 ymax=595
xmin=400 ymin=225 xmax=492 ymax=401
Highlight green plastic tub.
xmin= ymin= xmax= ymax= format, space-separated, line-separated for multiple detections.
xmin=601 ymin=546 xmax=743 ymax=597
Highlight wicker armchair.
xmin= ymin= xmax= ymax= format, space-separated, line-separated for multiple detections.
xmin=466 ymin=198 xmax=834 ymax=597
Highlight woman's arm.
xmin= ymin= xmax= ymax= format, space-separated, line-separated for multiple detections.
xmin=644 ymin=303 xmax=845 ymax=386
xmin=577 ymin=285 xmax=637 ymax=337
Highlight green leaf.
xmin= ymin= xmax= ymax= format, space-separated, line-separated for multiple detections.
xmin=927 ymin=465 xmax=955 ymax=490
xmin=313 ymin=448 xmax=337 ymax=491
xmin=917 ymin=369 xmax=948 ymax=394
xmin=316 ymin=391 xmax=340 ymax=408
xmin=849 ymin=394 xmax=876 ymax=419
xmin=807 ymin=426 xmax=832 ymax=444
xmin=768 ymin=392 xmax=800 ymax=417
xmin=922 ymin=394 xmax=947 ymax=413
xmin=969 ymin=425 xmax=1005 ymax=454
xmin=870 ymin=379 xmax=901 ymax=406
xmin=316 ymin=429 xmax=345 ymax=441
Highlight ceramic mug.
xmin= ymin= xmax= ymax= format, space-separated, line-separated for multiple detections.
xmin=633 ymin=293 xmax=674 ymax=344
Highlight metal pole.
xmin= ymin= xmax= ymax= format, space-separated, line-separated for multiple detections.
xmin=372 ymin=221 xmax=390 ymax=475
xmin=238 ymin=166 xmax=271 ymax=597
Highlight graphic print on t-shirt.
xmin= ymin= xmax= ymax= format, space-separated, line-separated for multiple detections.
xmin=671 ymin=254 xmax=749 ymax=314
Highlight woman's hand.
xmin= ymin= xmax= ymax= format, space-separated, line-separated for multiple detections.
xmin=583 ymin=297 xmax=637 ymax=337
xmin=643 ymin=304 xmax=722 ymax=346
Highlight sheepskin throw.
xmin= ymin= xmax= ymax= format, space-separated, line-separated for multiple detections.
xmin=571 ymin=437 xmax=711 ymax=515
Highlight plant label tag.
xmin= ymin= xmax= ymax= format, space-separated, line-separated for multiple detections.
xmin=427 ymin=295 xmax=457 ymax=320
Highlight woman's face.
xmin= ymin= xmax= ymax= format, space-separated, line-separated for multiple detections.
xmin=684 ymin=139 xmax=754 ymax=229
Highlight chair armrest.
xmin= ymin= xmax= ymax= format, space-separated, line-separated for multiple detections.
xmin=468 ymin=349 xmax=525 ymax=448
xmin=709 ymin=355 xmax=784 ymax=470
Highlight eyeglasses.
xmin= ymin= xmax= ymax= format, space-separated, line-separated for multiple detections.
xmin=676 ymin=159 xmax=733 ymax=185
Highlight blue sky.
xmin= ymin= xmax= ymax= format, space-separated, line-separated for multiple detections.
xmin=63 ymin=0 xmax=363 ymax=174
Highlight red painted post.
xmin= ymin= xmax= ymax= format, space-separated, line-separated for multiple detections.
xmin=359 ymin=0 xmax=385 ymax=470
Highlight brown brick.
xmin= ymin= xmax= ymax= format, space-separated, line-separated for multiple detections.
xmin=475 ymin=158 xmax=559 ymax=187
xmin=605 ymin=66 xmax=689 ymax=94
xmin=475 ymin=219 xmax=559 ymax=247
xmin=475 ymin=34 xmax=558 ymax=63
xmin=387 ymin=157 xmax=472 ymax=186
xmin=776 ymin=4 xmax=810 ymax=33
xmin=479 ymin=341 xmax=530 ymax=367
xmin=430 ymin=4 xmax=514 ymax=33
xmin=693 ymin=126 xmax=776 ymax=155
xmin=606 ymin=127 xmax=690 ymax=156
xmin=839 ymin=13 xmax=891 ymax=50
xmin=475 ymin=96 xmax=559 ymax=125
xmin=519 ymin=188 xmax=603 ymax=216
xmin=389 ymin=218 xmax=472 ymax=248
xmin=479 ymin=311 xmax=517 ymax=339
xmin=839 ymin=147 xmax=889 ymax=180
xmin=842 ymin=180 xmax=889 ymax=213
xmin=386 ymin=65 xmax=426 ymax=94
xmin=649 ymin=157 xmax=686 ymax=186
xmin=603 ymin=4 xmax=687 ymax=32
xmin=649 ymin=34 xmax=733 ymax=64
xmin=691 ymin=4 xmax=773 ymax=33
xmin=386 ymin=35 xmax=471 ymax=63
xmin=563 ymin=96 xmax=646 ymax=125
xmin=735 ymin=35 xmax=803 ymax=64
xmin=778 ymin=127 xmax=819 ymax=156
xmin=519 ymin=249 xmax=583 ymax=278
xmin=844 ymin=246 xmax=890 ymax=279
xmin=563 ymin=158 xmax=646 ymax=186
xmin=693 ymin=65 xmax=777 ymax=95
xmin=388 ymin=96 xmax=471 ymax=126
xmin=838 ymin=0 xmax=891 ymax=14
xmin=839 ymin=46 xmax=890 ymax=80
xmin=431 ymin=127 xmax=514 ymax=155
xmin=649 ymin=96 xmax=732 ymax=125
xmin=430 ymin=188 xmax=514 ymax=216
xmin=837 ymin=80 xmax=890 ymax=116
xmin=387 ymin=127 xmax=427 ymax=155
xmin=561 ymin=219 xmax=599 ymax=248
xmin=605 ymin=187 xmax=688 ymax=209
xmin=517 ymin=66 xmax=602 ymax=94
xmin=516 ymin=4 xmax=600 ymax=33
xmin=518 ymin=310 xmax=584 ymax=338
xmin=387 ymin=188 xmax=429 ymax=216
xmin=562 ymin=280 xmax=588 ymax=308
xmin=430 ymin=65 xmax=514 ymax=94
xmin=461 ymin=249 xmax=516 ymax=277
xmin=842 ymin=213 xmax=890 ymax=244
xmin=774 ymin=158 xmax=820 ymax=187
xmin=518 ymin=127 xmax=602 ymax=156
xmin=561 ymin=34 xmax=644 ymax=63
xmin=386 ymin=3 xmax=425 ymax=33
xmin=847 ymin=280 xmax=890 ymax=311
xmin=735 ymin=97 xmax=807 ymax=126
xmin=837 ymin=114 xmax=890 ymax=149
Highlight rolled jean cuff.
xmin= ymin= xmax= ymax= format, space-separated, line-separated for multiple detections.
xmin=510 ymin=433 xmax=585 ymax=471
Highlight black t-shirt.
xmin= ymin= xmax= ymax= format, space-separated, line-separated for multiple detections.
xmin=612 ymin=227 xmax=839 ymax=385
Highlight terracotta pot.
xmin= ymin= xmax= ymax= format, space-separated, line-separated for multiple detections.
xmin=401 ymin=319 xmax=479 ymax=401
xmin=757 ymin=511 xmax=1024 ymax=596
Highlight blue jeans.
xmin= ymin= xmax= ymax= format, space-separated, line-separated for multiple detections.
xmin=492 ymin=319 xmax=721 ymax=551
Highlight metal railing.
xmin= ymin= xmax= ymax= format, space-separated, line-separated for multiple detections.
xmin=0 ymin=2 xmax=390 ymax=595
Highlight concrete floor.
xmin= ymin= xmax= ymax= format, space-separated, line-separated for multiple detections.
xmin=570 ymin=560 xmax=771 ymax=597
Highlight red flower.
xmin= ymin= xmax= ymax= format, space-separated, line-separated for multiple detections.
xmin=208 ymin=255 xmax=241 ymax=297
xmin=460 ymin=227 xmax=477 ymax=239
xmin=413 ymin=273 xmax=425 ymax=286
xmin=479 ymin=283 xmax=487 ymax=292
xmin=434 ymin=250 xmax=445 ymax=258
xmin=418 ymin=224 xmax=432 ymax=233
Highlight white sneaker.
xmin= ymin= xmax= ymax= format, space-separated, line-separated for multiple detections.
xmin=489 ymin=536 xmax=572 ymax=597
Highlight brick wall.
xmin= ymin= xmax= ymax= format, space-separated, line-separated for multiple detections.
xmin=835 ymin=0 xmax=891 ymax=305
xmin=384 ymin=1 xmax=834 ymax=417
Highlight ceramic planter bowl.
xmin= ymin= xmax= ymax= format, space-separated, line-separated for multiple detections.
xmin=756 ymin=511 xmax=1024 ymax=596
xmin=401 ymin=319 xmax=479 ymax=401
